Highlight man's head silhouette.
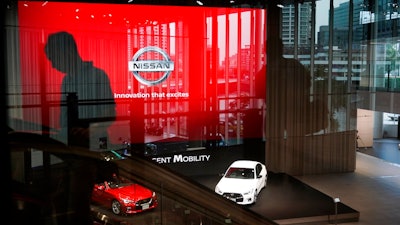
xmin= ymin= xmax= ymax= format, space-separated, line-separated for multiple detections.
xmin=45 ymin=31 xmax=81 ymax=73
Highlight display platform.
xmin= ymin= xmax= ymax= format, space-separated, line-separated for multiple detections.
xmin=193 ymin=172 xmax=359 ymax=225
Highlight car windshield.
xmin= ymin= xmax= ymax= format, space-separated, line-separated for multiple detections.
xmin=105 ymin=174 xmax=133 ymax=188
xmin=107 ymin=181 xmax=131 ymax=189
xmin=225 ymin=168 xmax=255 ymax=179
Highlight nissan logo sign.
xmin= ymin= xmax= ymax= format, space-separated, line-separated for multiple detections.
xmin=128 ymin=46 xmax=175 ymax=86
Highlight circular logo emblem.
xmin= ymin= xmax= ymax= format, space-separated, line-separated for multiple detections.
xmin=128 ymin=46 xmax=174 ymax=86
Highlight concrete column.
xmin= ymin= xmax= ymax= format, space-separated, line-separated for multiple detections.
xmin=374 ymin=111 xmax=384 ymax=138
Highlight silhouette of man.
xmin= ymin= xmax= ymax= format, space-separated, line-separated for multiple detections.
xmin=44 ymin=31 xmax=118 ymax=225
xmin=265 ymin=35 xmax=329 ymax=173
xmin=268 ymin=36 xmax=328 ymax=137
xmin=44 ymin=31 xmax=116 ymax=148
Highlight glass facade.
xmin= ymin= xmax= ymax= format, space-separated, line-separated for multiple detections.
xmin=8 ymin=1 xmax=266 ymax=154
xmin=5 ymin=0 xmax=399 ymax=224
xmin=264 ymin=0 xmax=400 ymax=175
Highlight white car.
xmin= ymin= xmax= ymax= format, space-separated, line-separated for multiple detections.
xmin=215 ymin=160 xmax=267 ymax=205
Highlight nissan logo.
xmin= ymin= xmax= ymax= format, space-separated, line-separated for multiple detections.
xmin=128 ymin=46 xmax=175 ymax=86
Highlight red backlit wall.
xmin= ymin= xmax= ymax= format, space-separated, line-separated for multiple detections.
xmin=18 ymin=1 xmax=266 ymax=148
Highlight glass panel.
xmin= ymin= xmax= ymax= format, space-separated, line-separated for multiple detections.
xmin=276 ymin=1 xmax=330 ymax=135
xmin=9 ymin=132 xmax=275 ymax=225
xmin=356 ymin=0 xmax=400 ymax=91
xmin=6 ymin=1 xmax=271 ymax=224
xmin=10 ymin=1 xmax=266 ymax=154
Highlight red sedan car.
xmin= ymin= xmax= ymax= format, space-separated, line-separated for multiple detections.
xmin=91 ymin=178 xmax=158 ymax=215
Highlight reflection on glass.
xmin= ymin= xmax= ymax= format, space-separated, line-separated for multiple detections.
xmin=13 ymin=2 xmax=266 ymax=155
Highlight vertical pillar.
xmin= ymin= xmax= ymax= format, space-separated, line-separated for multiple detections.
xmin=186 ymin=10 xmax=206 ymax=148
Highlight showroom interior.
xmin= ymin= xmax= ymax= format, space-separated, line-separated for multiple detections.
xmin=4 ymin=0 xmax=400 ymax=224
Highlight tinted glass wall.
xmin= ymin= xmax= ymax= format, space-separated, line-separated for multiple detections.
xmin=8 ymin=1 xmax=266 ymax=155
xmin=5 ymin=1 xmax=277 ymax=225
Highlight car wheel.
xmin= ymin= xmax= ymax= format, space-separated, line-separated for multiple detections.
xmin=111 ymin=200 xmax=122 ymax=215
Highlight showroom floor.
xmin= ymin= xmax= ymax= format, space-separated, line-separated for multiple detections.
xmin=194 ymin=138 xmax=400 ymax=224
xmin=296 ymin=138 xmax=400 ymax=225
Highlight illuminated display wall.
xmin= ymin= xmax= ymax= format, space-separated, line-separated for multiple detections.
xmin=17 ymin=1 xmax=266 ymax=152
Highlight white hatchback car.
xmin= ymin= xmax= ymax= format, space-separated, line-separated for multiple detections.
xmin=214 ymin=160 xmax=267 ymax=205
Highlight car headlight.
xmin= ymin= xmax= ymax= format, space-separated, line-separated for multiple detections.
xmin=215 ymin=186 xmax=221 ymax=194
xmin=243 ymin=189 xmax=254 ymax=195
xmin=122 ymin=198 xmax=135 ymax=204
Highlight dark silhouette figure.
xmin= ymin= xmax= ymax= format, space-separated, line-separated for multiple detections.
xmin=266 ymin=36 xmax=329 ymax=174
xmin=44 ymin=31 xmax=117 ymax=225
xmin=268 ymin=36 xmax=328 ymax=137
xmin=45 ymin=31 xmax=116 ymax=149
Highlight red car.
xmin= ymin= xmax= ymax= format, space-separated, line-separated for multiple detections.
xmin=91 ymin=178 xmax=158 ymax=215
